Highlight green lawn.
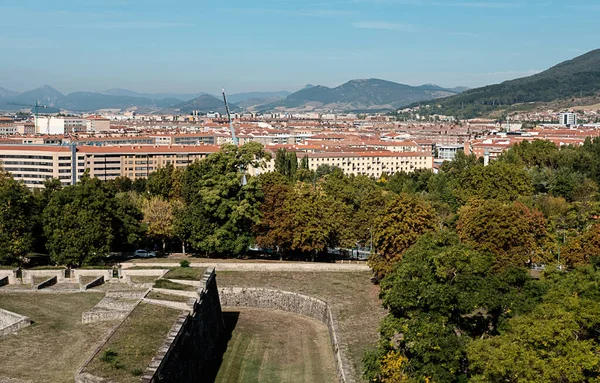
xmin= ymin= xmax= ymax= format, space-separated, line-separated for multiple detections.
xmin=163 ymin=267 xmax=205 ymax=280
xmin=217 ymin=270 xmax=386 ymax=381
xmin=0 ymin=293 xmax=113 ymax=383
xmin=85 ymin=303 xmax=183 ymax=382
xmin=146 ymin=291 xmax=193 ymax=303
xmin=153 ymin=279 xmax=196 ymax=291
xmin=215 ymin=308 xmax=336 ymax=383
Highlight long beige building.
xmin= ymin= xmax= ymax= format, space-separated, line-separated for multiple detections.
xmin=0 ymin=144 xmax=220 ymax=187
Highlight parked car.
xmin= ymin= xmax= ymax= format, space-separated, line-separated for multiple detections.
xmin=134 ymin=249 xmax=157 ymax=258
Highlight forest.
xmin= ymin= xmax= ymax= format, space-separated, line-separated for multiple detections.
xmin=2 ymin=138 xmax=600 ymax=381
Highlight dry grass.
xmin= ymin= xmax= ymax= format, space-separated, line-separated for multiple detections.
xmin=153 ymin=279 xmax=196 ymax=291
xmin=0 ymin=292 xmax=114 ymax=383
xmin=216 ymin=270 xmax=386 ymax=381
xmin=163 ymin=267 xmax=204 ymax=280
xmin=146 ymin=291 xmax=192 ymax=303
xmin=215 ymin=308 xmax=336 ymax=383
xmin=85 ymin=303 xmax=183 ymax=382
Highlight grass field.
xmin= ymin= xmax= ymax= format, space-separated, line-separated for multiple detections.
xmin=0 ymin=292 xmax=114 ymax=383
xmin=217 ymin=270 xmax=386 ymax=380
xmin=146 ymin=290 xmax=192 ymax=303
xmin=85 ymin=303 xmax=183 ymax=382
xmin=163 ymin=267 xmax=204 ymax=280
xmin=215 ymin=308 xmax=336 ymax=383
xmin=153 ymin=279 xmax=196 ymax=291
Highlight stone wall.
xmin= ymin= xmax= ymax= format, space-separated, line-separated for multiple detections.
xmin=0 ymin=308 xmax=31 ymax=336
xmin=22 ymin=269 xmax=65 ymax=284
xmin=80 ymin=276 xmax=104 ymax=291
xmin=72 ymin=269 xmax=112 ymax=282
xmin=35 ymin=276 xmax=57 ymax=290
xmin=0 ymin=270 xmax=18 ymax=285
xmin=0 ymin=276 xmax=7 ymax=287
xmin=219 ymin=287 xmax=354 ymax=383
xmin=141 ymin=267 xmax=225 ymax=383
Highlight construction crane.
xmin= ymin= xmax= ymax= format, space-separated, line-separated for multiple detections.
xmin=221 ymin=88 xmax=247 ymax=186
xmin=8 ymin=100 xmax=48 ymax=133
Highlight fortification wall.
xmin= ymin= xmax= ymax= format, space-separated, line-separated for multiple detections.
xmin=141 ymin=268 xmax=225 ymax=383
xmin=0 ymin=270 xmax=18 ymax=285
xmin=219 ymin=287 xmax=354 ymax=383
xmin=22 ymin=269 xmax=65 ymax=284
xmin=0 ymin=308 xmax=31 ymax=336
xmin=72 ymin=269 xmax=112 ymax=282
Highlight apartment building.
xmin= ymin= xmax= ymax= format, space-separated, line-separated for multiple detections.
xmin=0 ymin=144 xmax=221 ymax=187
xmin=36 ymin=117 xmax=87 ymax=135
xmin=261 ymin=150 xmax=433 ymax=178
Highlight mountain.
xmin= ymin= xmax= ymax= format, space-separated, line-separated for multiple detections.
xmin=12 ymin=85 xmax=64 ymax=107
xmin=104 ymin=89 xmax=204 ymax=102
xmin=418 ymin=49 xmax=600 ymax=118
xmin=226 ymin=91 xmax=291 ymax=104
xmin=171 ymin=94 xmax=242 ymax=114
xmin=264 ymin=79 xmax=462 ymax=112
xmin=60 ymin=92 xmax=182 ymax=111
xmin=0 ymin=87 xmax=19 ymax=99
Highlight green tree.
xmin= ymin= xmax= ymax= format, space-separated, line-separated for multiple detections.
xmin=0 ymin=170 xmax=35 ymax=265
xmin=561 ymin=225 xmax=600 ymax=267
xmin=457 ymin=200 xmax=551 ymax=269
xmin=142 ymin=196 xmax=175 ymax=253
xmin=182 ymin=143 xmax=269 ymax=256
xmin=368 ymin=193 xmax=437 ymax=280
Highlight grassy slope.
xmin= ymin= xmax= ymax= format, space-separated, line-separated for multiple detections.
xmin=215 ymin=308 xmax=336 ymax=383
xmin=85 ymin=303 xmax=183 ymax=383
xmin=217 ymin=270 xmax=386 ymax=380
xmin=0 ymin=293 xmax=112 ymax=383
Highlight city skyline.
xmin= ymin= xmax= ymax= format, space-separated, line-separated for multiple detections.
xmin=0 ymin=0 xmax=599 ymax=94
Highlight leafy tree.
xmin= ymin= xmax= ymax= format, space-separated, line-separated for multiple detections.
xmin=274 ymin=148 xmax=298 ymax=180
xmin=368 ymin=193 xmax=437 ymax=279
xmin=253 ymin=172 xmax=294 ymax=257
xmin=182 ymin=143 xmax=269 ymax=256
xmin=142 ymin=196 xmax=175 ymax=252
xmin=0 ymin=170 xmax=35 ymax=265
xmin=43 ymin=174 xmax=143 ymax=266
xmin=561 ymin=225 xmax=600 ymax=267
xmin=457 ymin=200 xmax=551 ymax=269
xmin=146 ymin=163 xmax=184 ymax=199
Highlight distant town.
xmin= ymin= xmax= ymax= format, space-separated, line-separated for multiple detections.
xmin=0 ymin=106 xmax=597 ymax=187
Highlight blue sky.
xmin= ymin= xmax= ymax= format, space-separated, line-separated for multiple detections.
xmin=0 ymin=0 xmax=598 ymax=94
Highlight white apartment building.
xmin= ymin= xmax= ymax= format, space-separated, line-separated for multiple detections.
xmin=560 ymin=112 xmax=578 ymax=127
xmin=36 ymin=117 xmax=87 ymax=135
xmin=261 ymin=150 xmax=433 ymax=178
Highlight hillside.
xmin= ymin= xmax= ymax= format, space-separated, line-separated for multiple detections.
xmin=416 ymin=49 xmax=600 ymax=118
xmin=60 ymin=92 xmax=180 ymax=111
xmin=171 ymin=94 xmax=242 ymax=114
xmin=12 ymin=85 xmax=64 ymax=107
xmin=264 ymin=79 xmax=462 ymax=112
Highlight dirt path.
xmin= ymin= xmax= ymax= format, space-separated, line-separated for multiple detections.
xmin=123 ymin=261 xmax=370 ymax=272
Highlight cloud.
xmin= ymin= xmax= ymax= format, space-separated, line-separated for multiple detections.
xmin=353 ymin=21 xmax=416 ymax=31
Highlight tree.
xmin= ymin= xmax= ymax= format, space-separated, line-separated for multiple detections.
xmin=283 ymin=183 xmax=349 ymax=260
xmin=561 ymin=225 xmax=600 ymax=268
xmin=252 ymin=172 xmax=294 ymax=257
xmin=182 ymin=143 xmax=269 ymax=256
xmin=457 ymin=200 xmax=551 ymax=269
xmin=368 ymin=193 xmax=437 ymax=279
xmin=43 ymin=174 xmax=143 ymax=266
xmin=0 ymin=170 xmax=35 ymax=265
xmin=142 ymin=196 xmax=175 ymax=253
xmin=274 ymin=148 xmax=298 ymax=180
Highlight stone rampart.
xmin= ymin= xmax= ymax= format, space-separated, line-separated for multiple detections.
xmin=219 ymin=287 xmax=354 ymax=383
xmin=0 ymin=308 xmax=31 ymax=336
xmin=141 ymin=267 xmax=225 ymax=383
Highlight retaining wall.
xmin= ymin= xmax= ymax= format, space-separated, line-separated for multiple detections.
xmin=35 ymin=276 xmax=57 ymax=290
xmin=22 ymin=269 xmax=65 ymax=284
xmin=0 ymin=270 xmax=18 ymax=285
xmin=80 ymin=276 xmax=104 ymax=291
xmin=0 ymin=276 xmax=7 ymax=287
xmin=0 ymin=308 xmax=31 ymax=336
xmin=219 ymin=287 xmax=354 ymax=383
xmin=72 ymin=269 xmax=112 ymax=282
xmin=141 ymin=267 xmax=225 ymax=383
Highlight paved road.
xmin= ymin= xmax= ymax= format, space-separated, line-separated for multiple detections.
xmin=122 ymin=261 xmax=370 ymax=272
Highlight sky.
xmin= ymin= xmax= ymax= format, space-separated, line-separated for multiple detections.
xmin=0 ymin=0 xmax=599 ymax=95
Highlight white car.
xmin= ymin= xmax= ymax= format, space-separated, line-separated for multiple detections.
xmin=134 ymin=249 xmax=157 ymax=258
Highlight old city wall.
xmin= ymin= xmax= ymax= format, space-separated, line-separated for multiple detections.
xmin=218 ymin=287 xmax=354 ymax=383
xmin=0 ymin=308 xmax=31 ymax=336
xmin=141 ymin=267 xmax=225 ymax=383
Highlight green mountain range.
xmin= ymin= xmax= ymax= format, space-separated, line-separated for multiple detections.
xmin=263 ymin=79 xmax=463 ymax=112
xmin=415 ymin=49 xmax=600 ymax=118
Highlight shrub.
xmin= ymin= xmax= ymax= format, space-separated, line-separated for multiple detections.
xmin=179 ymin=260 xmax=190 ymax=268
